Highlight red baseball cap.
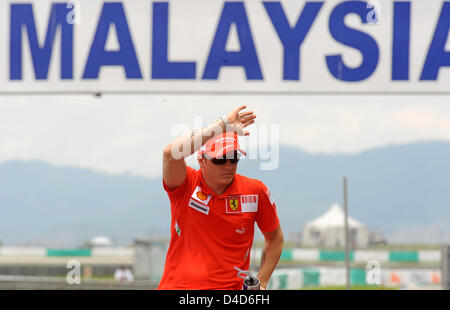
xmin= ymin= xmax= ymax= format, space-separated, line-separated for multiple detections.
xmin=198 ymin=132 xmax=246 ymax=159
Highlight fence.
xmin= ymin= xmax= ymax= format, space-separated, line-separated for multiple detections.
xmin=267 ymin=267 xmax=442 ymax=289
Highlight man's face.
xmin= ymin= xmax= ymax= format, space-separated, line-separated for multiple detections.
xmin=199 ymin=151 xmax=240 ymax=187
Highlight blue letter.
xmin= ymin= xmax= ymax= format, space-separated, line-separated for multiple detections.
xmin=10 ymin=3 xmax=73 ymax=80
xmin=263 ymin=1 xmax=323 ymax=80
xmin=326 ymin=1 xmax=379 ymax=82
xmin=152 ymin=3 xmax=196 ymax=79
xmin=83 ymin=3 xmax=142 ymax=79
xmin=202 ymin=2 xmax=262 ymax=80
xmin=420 ymin=2 xmax=450 ymax=80
xmin=392 ymin=2 xmax=411 ymax=80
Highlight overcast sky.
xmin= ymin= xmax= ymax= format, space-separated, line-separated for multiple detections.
xmin=1 ymin=93 xmax=450 ymax=178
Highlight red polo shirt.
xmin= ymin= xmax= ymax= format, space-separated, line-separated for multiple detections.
xmin=158 ymin=166 xmax=280 ymax=290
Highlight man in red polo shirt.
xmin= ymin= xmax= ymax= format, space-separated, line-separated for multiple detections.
xmin=159 ymin=106 xmax=284 ymax=290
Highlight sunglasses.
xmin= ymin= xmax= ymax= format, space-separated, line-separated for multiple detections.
xmin=205 ymin=152 xmax=241 ymax=165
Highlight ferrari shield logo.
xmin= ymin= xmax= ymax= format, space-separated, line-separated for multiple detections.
xmin=229 ymin=198 xmax=239 ymax=211
xmin=226 ymin=196 xmax=243 ymax=213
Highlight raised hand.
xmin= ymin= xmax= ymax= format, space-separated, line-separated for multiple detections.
xmin=225 ymin=105 xmax=256 ymax=136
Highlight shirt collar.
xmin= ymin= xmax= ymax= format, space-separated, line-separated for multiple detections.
xmin=197 ymin=169 xmax=241 ymax=198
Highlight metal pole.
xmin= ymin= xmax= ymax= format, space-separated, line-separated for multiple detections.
xmin=343 ymin=177 xmax=350 ymax=290
xmin=442 ymin=245 xmax=450 ymax=290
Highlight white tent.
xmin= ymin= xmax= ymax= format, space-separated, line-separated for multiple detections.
xmin=89 ymin=236 xmax=113 ymax=247
xmin=302 ymin=203 xmax=369 ymax=248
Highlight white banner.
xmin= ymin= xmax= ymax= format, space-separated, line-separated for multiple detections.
xmin=1 ymin=0 xmax=449 ymax=93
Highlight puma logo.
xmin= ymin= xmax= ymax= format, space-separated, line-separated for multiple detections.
xmin=236 ymin=227 xmax=245 ymax=234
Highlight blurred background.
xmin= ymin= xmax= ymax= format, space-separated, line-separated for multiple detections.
xmin=1 ymin=0 xmax=449 ymax=289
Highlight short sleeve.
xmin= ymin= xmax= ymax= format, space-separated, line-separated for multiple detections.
xmin=256 ymin=183 xmax=280 ymax=233
xmin=163 ymin=166 xmax=196 ymax=203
